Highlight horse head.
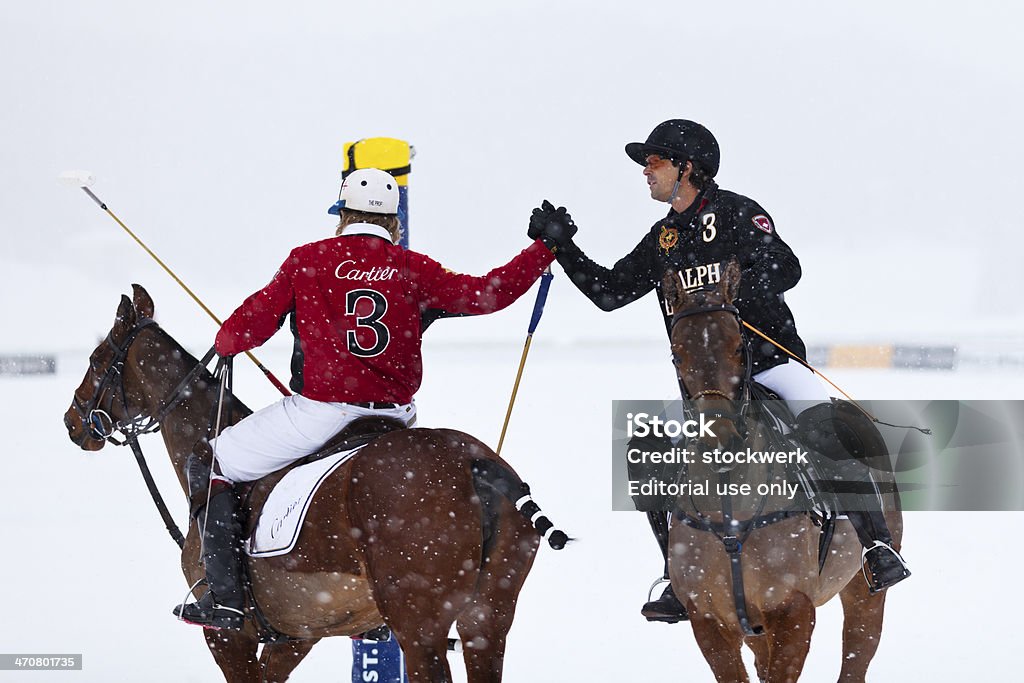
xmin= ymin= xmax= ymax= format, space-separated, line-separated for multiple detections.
xmin=662 ymin=258 xmax=746 ymax=462
xmin=63 ymin=284 xmax=160 ymax=451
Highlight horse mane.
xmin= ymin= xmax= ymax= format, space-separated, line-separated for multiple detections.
xmin=125 ymin=282 xmax=245 ymax=409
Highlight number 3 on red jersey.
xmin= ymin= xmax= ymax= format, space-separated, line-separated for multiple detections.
xmin=345 ymin=289 xmax=390 ymax=357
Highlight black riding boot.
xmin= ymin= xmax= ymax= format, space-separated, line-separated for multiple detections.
xmin=847 ymin=509 xmax=911 ymax=593
xmin=640 ymin=511 xmax=689 ymax=623
xmin=797 ymin=402 xmax=910 ymax=594
xmin=173 ymin=487 xmax=246 ymax=630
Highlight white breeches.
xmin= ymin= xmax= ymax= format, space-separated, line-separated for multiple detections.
xmin=211 ymin=394 xmax=416 ymax=483
xmin=752 ymin=360 xmax=831 ymax=418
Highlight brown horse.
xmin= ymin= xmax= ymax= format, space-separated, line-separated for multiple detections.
xmin=660 ymin=261 xmax=903 ymax=683
xmin=63 ymin=284 xmax=566 ymax=683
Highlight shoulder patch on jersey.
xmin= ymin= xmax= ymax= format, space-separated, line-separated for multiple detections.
xmin=752 ymin=214 xmax=773 ymax=234
xmin=658 ymin=225 xmax=679 ymax=253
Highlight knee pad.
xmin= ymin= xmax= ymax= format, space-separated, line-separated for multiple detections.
xmin=796 ymin=400 xmax=887 ymax=465
xmin=831 ymin=400 xmax=888 ymax=461
xmin=795 ymin=402 xmax=844 ymax=459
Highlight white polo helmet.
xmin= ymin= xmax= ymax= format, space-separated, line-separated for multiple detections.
xmin=337 ymin=168 xmax=399 ymax=215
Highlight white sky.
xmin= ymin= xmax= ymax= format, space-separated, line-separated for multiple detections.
xmin=2 ymin=1 xmax=1023 ymax=352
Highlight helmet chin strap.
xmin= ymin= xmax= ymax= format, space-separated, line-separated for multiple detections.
xmin=668 ymin=180 xmax=681 ymax=204
xmin=667 ymin=161 xmax=686 ymax=205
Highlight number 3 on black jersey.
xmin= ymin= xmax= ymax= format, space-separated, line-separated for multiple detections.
xmin=345 ymin=289 xmax=390 ymax=357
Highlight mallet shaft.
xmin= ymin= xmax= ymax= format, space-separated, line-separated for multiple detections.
xmin=80 ymin=186 xmax=291 ymax=397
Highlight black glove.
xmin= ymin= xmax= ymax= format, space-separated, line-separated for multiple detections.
xmin=528 ymin=200 xmax=578 ymax=250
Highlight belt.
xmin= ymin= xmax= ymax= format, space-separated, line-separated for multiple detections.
xmin=348 ymin=401 xmax=400 ymax=410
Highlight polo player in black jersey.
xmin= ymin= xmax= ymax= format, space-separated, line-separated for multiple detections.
xmin=528 ymin=120 xmax=911 ymax=623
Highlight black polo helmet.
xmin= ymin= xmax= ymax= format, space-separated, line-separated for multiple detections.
xmin=625 ymin=119 xmax=720 ymax=177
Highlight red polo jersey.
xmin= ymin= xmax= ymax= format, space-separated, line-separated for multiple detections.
xmin=216 ymin=225 xmax=554 ymax=403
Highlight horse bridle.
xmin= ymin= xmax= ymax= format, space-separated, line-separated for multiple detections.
xmin=71 ymin=318 xmax=216 ymax=446
xmin=72 ymin=319 xmax=161 ymax=445
xmin=668 ymin=300 xmax=753 ymax=421
xmin=71 ymin=317 xmax=218 ymax=549
xmin=668 ymin=298 xmax=777 ymax=637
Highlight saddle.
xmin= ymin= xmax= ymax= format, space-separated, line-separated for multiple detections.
xmin=625 ymin=384 xmax=802 ymax=514
xmin=237 ymin=415 xmax=408 ymax=537
xmin=634 ymin=387 xmax=841 ymax=570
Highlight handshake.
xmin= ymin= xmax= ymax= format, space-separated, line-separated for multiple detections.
xmin=528 ymin=200 xmax=578 ymax=252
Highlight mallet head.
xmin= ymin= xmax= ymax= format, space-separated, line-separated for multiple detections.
xmin=58 ymin=170 xmax=95 ymax=187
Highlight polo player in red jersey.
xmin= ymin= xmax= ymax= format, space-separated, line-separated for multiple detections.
xmin=174 ymin=168 xmax=555 ymax=630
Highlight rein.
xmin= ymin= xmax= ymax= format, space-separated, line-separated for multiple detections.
xmin=668 ymin=295 xmax=781 ymax=637
xmin=74 ymin=319 xmax=221 ymax=549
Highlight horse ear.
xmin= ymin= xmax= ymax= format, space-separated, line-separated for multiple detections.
xmin=112 ymin=294 xmax=137 ymax=342
xmin=723 ymin=258 xmax=742 ymax=303
xmin=661 ymin=270 xmax=682 ymax=314
xmin=132 ymin=284 xmax=155 ymax=319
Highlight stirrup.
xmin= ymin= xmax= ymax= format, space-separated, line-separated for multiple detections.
xmin=174 ymin=578 xmax=205 ymax=617
xmin=174 ymin=600 xmax=245 ymax=630
xmin=645 ymin=576 xmax=671 ymax=603
xmin=173 ymin=583 xmax=245 ymax=630
xmin=641 ymin=577 xmax=689 ymax=623
xmin=861 ymin=540 xmax=911 ymax=594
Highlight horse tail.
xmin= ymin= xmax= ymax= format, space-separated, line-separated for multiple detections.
xmin=470 ymin=458 xmax=569 ymax=551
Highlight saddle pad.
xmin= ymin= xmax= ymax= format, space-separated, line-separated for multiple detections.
xmin=246 ymin=446 xmax=363 ymax=558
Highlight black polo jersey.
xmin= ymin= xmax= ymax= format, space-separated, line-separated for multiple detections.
xmin=555 ymin=182 xmax=806 ymax=374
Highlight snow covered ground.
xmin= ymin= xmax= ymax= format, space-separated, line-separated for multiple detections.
xmin=2 ymin=336 xmax=1020 ymax=682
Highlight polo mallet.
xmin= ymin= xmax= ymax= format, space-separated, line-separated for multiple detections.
xmin=496 ymin=267 xmax=554 ymax=455
xmin=58 ymin=170 xmax=291 ymax=397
